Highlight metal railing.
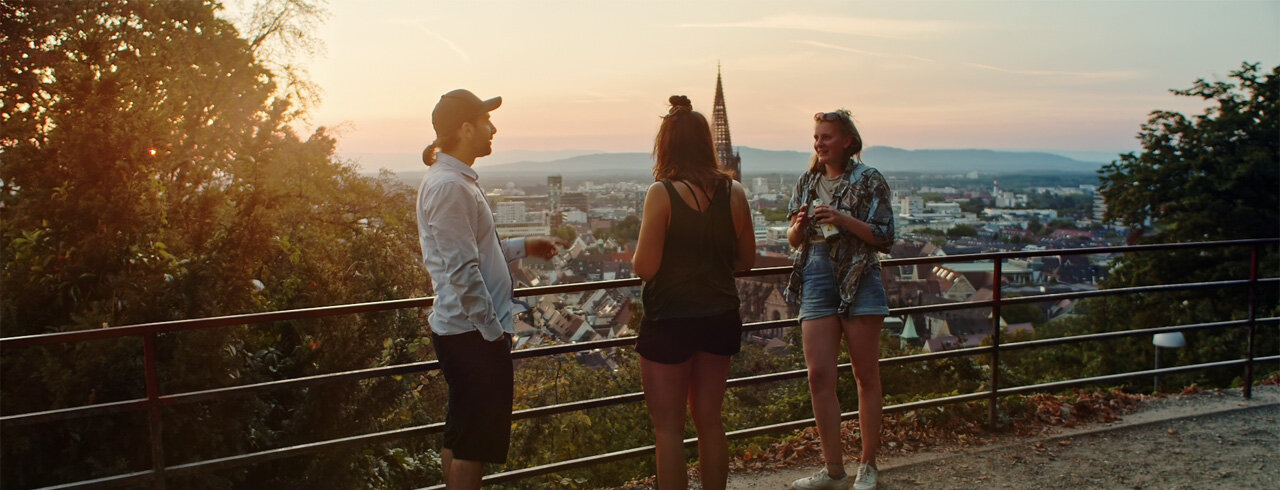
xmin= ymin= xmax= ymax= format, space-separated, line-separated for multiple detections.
xmin=2 ymin=238 xmax=1277 ymax=489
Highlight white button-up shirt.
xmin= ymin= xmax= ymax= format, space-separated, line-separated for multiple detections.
xmin=416 ymin=153 xmax=526 ymax=341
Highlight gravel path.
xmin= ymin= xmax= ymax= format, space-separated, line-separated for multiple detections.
xmin=727 ymin=385 xmax=1280 ymax=489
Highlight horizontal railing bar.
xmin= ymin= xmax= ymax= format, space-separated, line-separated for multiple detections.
xmin=1 ymin=398 xmax=148 ymax=428
xmin=736 ymin=265 xmax=793 ymax=278
xmin=880 ymin=345 xmax=996 ymax=366
xmin=36 ymin=469 xmax=156 ymax=489
xmin=514 ymin=277 xmax=640 ymax=297
xmin=1 ymin=362 xmax=443 ymax=426
xmin=0 ymin=297 xmax=436 ymax=349
xmin=35 ymin=349 xmax=1277 ymax=488
xmin=892 ymin=278 xmax=1274 ymax=317
xmin=1001 ymin=318 xmax=1280 ymax=352
xmin=9 ymin=311 xmax=1270 ymax=432
xmin=19 ymin=313 xmax=1268 ymax=427
xmin=161 ymin=422 xmax=445 ymax=478
xmin=743 ymin=318 xmax=800 ymax=332
xmin=467 ymin=390 xmax=997 ymax=487
xmin=1 ymin=315 xmax=796 ymax=423
xmin=458 ymin=349 xmax=1280 ymax=488
xmin=512 ymin=392 xmax=646 ymax=420
xmin=7 ymin=238 xmax=1273 ymax=349
xmin=998 ymin=278 xmax=1274 ymax=306
xmin=726 ymin=367 xmax=809 ymax=387
xmin=158 ymin=360 xmax=442 ymax=407
xmin=10 ymin=238 xmax=1279 ymax=489
xmin=425 ymin=444 xmax=659 ymax=489
xmin=997 ymin=358 xmax=1253 ymax=396
xmin=511 ymin=337 xmax=636 ymax=359
xmin=879 ymin=238 xmax=1279 ymax=268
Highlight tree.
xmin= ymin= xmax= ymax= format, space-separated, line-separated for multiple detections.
xmin=1 ymin=2 xmax=431 ymax=488
xmin=1026 ymin=217 xmax=1043 ymax=235
xmin=945 ymin=224 xmax=978 ymax=239
xmin=1099 ymin=62 xmax=1278 ymax=244
xmin=598 ymin=214 xmax=641 ymax=243
xmin=761 ymin=206 xmax=790 ymax=222
xmin=959 ymin=197 xmax=986 ymax=214
xmin=550 ymin=225 xmax=578 ymax=244
xmin=1087 ymin=62 xmax=1280 ymax=389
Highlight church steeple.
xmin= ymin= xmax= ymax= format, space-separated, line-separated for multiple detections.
xmin=712 ymin=64 xmax=742 ymax=182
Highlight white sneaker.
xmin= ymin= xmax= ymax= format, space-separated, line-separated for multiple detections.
xmin=853 ymin=463 xmax=877 ymax=490
xmin=790 ymin=467 xmax=852 ymax=490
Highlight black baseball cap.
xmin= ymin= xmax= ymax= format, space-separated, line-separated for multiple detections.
xmin=432 ymin=89 xmax=502 ymax=138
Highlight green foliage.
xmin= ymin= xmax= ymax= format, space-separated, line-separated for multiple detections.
xmin=596 ymin=214 xmax=641 ymax=243
xmin=761 ymin=206 xmax=790 ymax=222
xmin=1048 ymin=218 xmax=1078 ymax=230
xmin=1089 ymin=62 xmax=1280 ymax=388
xmin=1000 ymin=302 xmax=1046 ymax=327
xmin=945 ymin=224 xmax=978 ymax=239
xmin=918 ymin=192 xmax=944 ymax=202
xmin=1026 ymin=217 xmax=1043 ymax=234
xmin=1099 ymin=62 xmax=1279 ymax=242
xmin=1026 ymin=192 xmax=1092 ymax=216
xmin=1 ymin=1 xmax=430 ymax=488
xmin=959 ymin=198 xmax=987 ymax=214
xmin=550 ymin=225 xmax=578 ymax=244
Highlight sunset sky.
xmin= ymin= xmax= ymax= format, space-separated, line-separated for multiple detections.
xmin=260 ymin=1 xmax=1279 ymax=171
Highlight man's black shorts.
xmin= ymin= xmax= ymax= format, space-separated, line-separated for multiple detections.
xmin=432 ymin=330 xmax=513 ymax=464
xmin=636 ymin=308 xmax=743 ymax=364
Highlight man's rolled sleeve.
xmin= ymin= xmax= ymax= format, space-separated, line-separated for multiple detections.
xmin=501 ymin=237 xmax=527 ymax=263
xmin=424 ymin=182 xmax=505 ymax=341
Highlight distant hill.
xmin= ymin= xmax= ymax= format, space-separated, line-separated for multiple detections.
xmin=470 ymin=146 xmax=1106 ymax=177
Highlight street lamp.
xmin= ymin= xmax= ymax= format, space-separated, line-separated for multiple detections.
xmin=1152 ymin=332 xmax=1186 ymax=393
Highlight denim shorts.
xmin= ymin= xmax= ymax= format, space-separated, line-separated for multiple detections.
xmin=798 ymin=243 xmax=890 ymax=321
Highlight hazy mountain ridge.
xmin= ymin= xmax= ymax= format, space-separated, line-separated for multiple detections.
xmin=467 ymin=146 xmax=1109 ymax=177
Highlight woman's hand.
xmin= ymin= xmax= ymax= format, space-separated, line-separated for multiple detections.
xmin=790 ymin=204 xmax=810 ymax=228
xmin=812 ymin=203 xmax=852 ymax=230
xmin=786 ymin=204 xmax=809 ymax=248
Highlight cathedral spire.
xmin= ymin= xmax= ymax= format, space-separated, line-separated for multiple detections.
xmin=712 ymin=65 xmax=742 ymax=182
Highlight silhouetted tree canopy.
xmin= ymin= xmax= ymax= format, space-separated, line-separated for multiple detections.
xmin=1099 ymin=62 xmax=1278 ymax=243
xmin=1 ymin=1 xmax=432 ymax=487
xmin=1087 ymin=62 xmax=1279 ymax=390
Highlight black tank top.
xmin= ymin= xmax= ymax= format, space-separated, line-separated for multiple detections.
xmin=641 ymin=179 xmax=740 ymax=320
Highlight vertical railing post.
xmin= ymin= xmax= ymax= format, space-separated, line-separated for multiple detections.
xmin=144 ymin=332 xmax=167 ymax=489
xmin=1243 ymin=244 xmax=1258 ymax=399
xmin=989 ymin=259 xmax=1002 ymax=429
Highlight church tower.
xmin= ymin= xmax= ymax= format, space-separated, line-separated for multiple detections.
xmin=712 ymin=65 xmax=742 ymax=182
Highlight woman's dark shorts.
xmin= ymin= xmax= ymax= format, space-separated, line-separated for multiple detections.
xmin=636 ymin=308 xmax=743 ymax=364
xmin=432 ymin=330 xmax=513 ymax=464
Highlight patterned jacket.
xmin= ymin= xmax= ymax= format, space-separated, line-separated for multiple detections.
xmin=783 ymin=158 xmax=895 ymax=316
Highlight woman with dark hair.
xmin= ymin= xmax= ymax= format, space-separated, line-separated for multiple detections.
xmin=632 ymin=95 xmax=756 ymax=490
xmin=785 ymin=110 xmax=894 ymax=490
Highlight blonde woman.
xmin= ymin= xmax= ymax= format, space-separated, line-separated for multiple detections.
xmin=785 ymin=110 xmax=894 ymax=490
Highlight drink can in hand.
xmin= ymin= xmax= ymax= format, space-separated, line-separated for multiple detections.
xmin=811 ymin=198 xmax=839 ymax=239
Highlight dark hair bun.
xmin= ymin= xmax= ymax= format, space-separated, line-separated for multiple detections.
xmin=669 ymin=95 xmax=692 ymax=109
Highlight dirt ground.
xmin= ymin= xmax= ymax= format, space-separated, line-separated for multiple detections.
xmin=724 ymin=385 xmax=1280 ymax=489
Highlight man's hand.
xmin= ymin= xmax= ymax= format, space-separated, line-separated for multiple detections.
xmin=525 ymin=236 xmax=570 ymax=260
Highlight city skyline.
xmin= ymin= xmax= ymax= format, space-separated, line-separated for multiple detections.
xmin=235 ymin=1 xmax=1280 ymax=172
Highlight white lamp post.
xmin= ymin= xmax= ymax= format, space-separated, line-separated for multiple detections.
xmin=1152 ymin=332 xmax=1186 ymax=393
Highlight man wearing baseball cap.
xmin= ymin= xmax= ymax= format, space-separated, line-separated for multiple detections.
xmin=416 ymin=89 xmax=565 ymax=488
